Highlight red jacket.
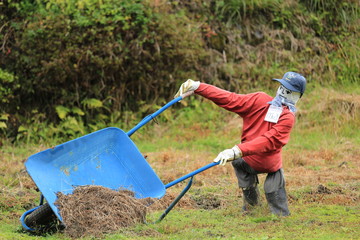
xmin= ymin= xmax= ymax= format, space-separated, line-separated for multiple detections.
xmin=195 ymin=83 xmax=295 ymax=173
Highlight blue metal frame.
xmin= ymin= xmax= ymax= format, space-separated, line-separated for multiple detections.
xmin=20 ymin=206 xmax=40 ymax=231
xmin=156 ymin=177 xmax=194 ymax=223
xmin=165 ymin=162 xmax=219 ymax=189
xmin=154 ymin=162 xmax=219 ymax=223
xmin=126 ymin=96 xmax=182 ymax=137
xmin=20 ymin=95 xmax=219 ymax=229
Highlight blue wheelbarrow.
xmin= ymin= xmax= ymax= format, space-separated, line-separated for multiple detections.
xmin=20 ymin=92 xmax=219 ymax=231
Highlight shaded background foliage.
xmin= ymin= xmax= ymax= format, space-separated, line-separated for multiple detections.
xmin=0 ymin=0 xmax=359 ymax=141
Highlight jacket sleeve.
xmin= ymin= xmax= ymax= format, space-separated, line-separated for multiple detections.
xmin=238 ymin=113 xmax=295 ymax=156
xmin=195 ymin=83 xmax=255 ymax=115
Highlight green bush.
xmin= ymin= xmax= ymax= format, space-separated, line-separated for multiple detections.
xmin=2 ymin=0 xmax=208 ymax=120
xmin=0 ymin=68 xmax=18 ymax=105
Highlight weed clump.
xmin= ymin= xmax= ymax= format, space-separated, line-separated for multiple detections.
xmin=55 ymin=186 xmax=149 ymax=238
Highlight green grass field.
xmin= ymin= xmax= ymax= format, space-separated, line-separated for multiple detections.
xmin=0 ymin=85 xmax=359 ymax=239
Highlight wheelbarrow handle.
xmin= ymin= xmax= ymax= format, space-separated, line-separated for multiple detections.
xmin=165 ymin=161 xmax=219 ymax=189
xmin=127 ymin=91 xmax=194 ymax=137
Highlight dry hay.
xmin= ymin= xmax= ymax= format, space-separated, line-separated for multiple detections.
xmin=55 ymin=185 xmax=150 ymax=238
xmin=54 ymin=185 xmax=198 ymax=238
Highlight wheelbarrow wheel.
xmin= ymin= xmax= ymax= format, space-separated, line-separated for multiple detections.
xmin=24 ymin=203 xmax=61 ymax=232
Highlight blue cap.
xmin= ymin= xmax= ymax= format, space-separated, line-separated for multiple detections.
xmin=272 ymin=72 xmax=306 ymax=96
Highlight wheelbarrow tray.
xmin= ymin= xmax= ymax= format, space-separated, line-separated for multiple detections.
xmin=25 ymin=127 xmax=165 ymax=221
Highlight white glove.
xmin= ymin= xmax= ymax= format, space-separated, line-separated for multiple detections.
xmin=174 ymin=79 xmax=200 ymax=98
xmin=214 ymin=145 xmax=242 ymax=166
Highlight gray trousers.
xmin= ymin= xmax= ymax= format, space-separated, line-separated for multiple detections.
xmin=232 ymin=158 xmax=290 ymax=216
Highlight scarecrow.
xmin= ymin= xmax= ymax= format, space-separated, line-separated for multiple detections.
xmin=175 ymin=72 xmax=307 ymax=216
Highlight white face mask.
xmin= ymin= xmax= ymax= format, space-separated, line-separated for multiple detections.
xmin=277 ymin=85 xmax=301 ymax=104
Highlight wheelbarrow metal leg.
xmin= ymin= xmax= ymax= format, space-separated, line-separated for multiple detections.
xmin=155 ymin=176 xmax=194 ymax=223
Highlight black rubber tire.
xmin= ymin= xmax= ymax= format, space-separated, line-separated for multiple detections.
xmin=24 ymin=203 xmax=57 ymax=230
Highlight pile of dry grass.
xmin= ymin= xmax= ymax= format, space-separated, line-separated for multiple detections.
xmin=55 ymin=186 xmax=150 ymax=238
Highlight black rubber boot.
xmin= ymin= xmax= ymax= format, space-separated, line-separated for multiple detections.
xmin=265 ymin=187 xmax=290 ymax=216
xmin=242 ymin=186 xmax=260 ymax=211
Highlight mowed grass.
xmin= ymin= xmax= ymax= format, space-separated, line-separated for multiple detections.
xmin=0 ymin=86 xmax=359 ymax=239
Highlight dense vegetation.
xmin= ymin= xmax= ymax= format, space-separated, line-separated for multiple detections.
xmin=0 ymin=0 xmax=359 ymax=142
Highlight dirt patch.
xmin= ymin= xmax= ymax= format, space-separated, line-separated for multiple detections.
xmin=315 ymin=184 xmax=336 ymax=194
xmin=310 ymin=184 xmax=356 ymax=198
xmin=55 ymin=185 xmax=151 ymax=238
xmin=190 ymin=190 xmax=222 ymax=210
xmin=289 ymin=184 xmax=359 ymax=206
